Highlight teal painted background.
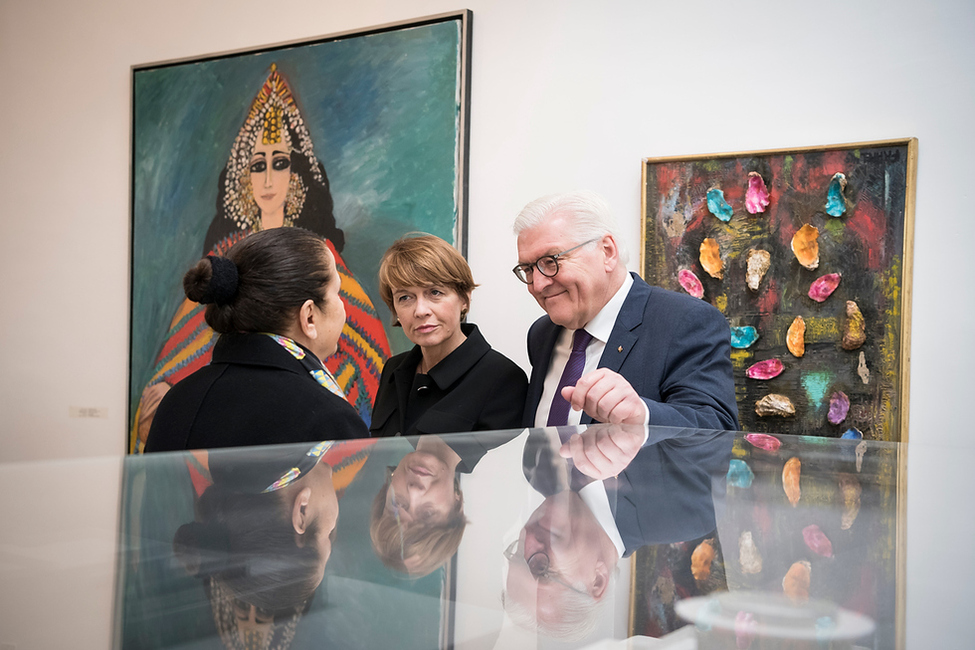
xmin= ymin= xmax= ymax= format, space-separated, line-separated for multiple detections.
xmin=130 ymin=20 xmax=463 ymax=414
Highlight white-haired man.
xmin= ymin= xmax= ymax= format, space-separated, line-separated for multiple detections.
xmin=513 ymin=191 xmax=739 ymax=454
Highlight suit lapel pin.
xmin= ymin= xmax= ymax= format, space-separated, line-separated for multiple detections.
xmin=617 ymin=345 xmax=623 ymax=353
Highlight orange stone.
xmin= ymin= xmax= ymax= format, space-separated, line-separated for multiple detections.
xmin=783 ymin=561 xmax=811 ymax=604
xmin=787 ymin=316 xmax=805 ymax=358
xmin=791 ymin=224 xmax=820 ymax=270
xmin=699 ymin=238 xmax=723 ymax=279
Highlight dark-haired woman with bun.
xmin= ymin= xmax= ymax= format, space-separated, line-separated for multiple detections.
xmin=145 ymin=227 xmax=368 ymax=452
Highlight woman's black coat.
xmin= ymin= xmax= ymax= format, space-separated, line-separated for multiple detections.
xmin=370 ymin=324 xmax=528 ymax=437
xmin=146 ymin=332 xmax=368 ymax=452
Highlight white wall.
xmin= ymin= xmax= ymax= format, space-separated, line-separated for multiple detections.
xmin=1 ymin=0 xmax=972 ymax=646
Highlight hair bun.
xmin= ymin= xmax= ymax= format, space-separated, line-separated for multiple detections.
xmin=200 ymin=255 xmax=239 ymax=305
xmin=173 ymin=520 xmax=232 ymax=577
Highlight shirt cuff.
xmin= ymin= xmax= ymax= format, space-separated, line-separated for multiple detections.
xmin=641 ymin=400 xmax=650 ymax=445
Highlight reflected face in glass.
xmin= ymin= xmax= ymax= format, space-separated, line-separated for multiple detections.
xmin=313 ymin=246 xmax=346 ymax=361
xmin=232 ymin=598 xmax=275 ymax=640
xmin=516 ymin=215 xmax=610 ymax=331
xmin=249 ymin=129 xmax=292 ymax=218
xmin=384 ymin=451 xmax=460 ymax=528
xmin=510 ymin=492 xmax=594 ymax=596
xmin=300 ymin=461 xmax=339 ymax=584
xmin=391 ymin=285 xmax=468 ymax=355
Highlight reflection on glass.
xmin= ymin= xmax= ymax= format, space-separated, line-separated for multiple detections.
xmin=502 ymin=425 xmax=733 ymax=642
xmin=370 ymin=436 xmax=468 ymax=577
xmin=205 ymin=576 xmax=307 ymax=649
xmin=503 ymin=490 xmax=613 ymax=641
xmin=116 ymin=426 xmax=899 ymax=649
xmin=175 ymin=445 xmax=339 ymax=612
xmin=502 ymin=540 xmax=590 ymax=596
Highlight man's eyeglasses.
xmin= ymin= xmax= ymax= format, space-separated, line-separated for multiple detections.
xmin=502 ymin=539 xmax=591 ymax=597
xmin=512 ymin=238 xmax=600 ymax=284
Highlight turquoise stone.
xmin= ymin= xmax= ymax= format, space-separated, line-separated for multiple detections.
xmin=826 ymin=173 xmax=847 ymax=217
xmin=730 ymin=325 xmax=759 ymax=349
xmin=727 ymin=459 xmax=754 ymax=488
xmin=707 ymin=188 xmax=734 ymax=222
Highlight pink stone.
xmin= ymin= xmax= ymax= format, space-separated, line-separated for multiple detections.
xmin=828 ymin=391 xmax=850 ymax=425
xmin=802 ymin=524 xmax=834 ymax=558
xmin=744 ymin=433 xmax=782 ymax=452
xmin=735 ymin=611 xmax=758 ymax=649
xmin=678 ymin=268 xmax=704 ymax=299
xmin=745 ymin=171 xmax=770 ymax=214
xmin=746 ymin=358 xmax=784 ymax=380
xmin=808 ymin=273 xmax=841 ymax=303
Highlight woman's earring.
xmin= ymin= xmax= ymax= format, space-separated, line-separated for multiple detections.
xmin=284 ymin=172 xmax=306 ymax=224
xmin=238 ymin=174 xmax=260 ymax=229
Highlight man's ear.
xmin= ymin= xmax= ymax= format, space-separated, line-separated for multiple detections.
xmin=590 ymin=559 xmax=610 ymax=600
xmin=292 ymin=486 xmax=314 ymax=542
xmin=297 ymin=299 xmax=318 ymax=341
xmin=600 ymin=235 xmax=620 ymax=273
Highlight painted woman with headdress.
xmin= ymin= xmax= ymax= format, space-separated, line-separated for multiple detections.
xmin=130 ymin=65 xmax=391 ymax=452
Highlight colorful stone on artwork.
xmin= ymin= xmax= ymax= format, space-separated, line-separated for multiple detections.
xmin=839 ymin=473 xmax=861 ymax=530
xmin=825 ymin=172 xmax=848 ymax=217
xmin=787 ymin=316 xmax=806 ymax=357
xmin=691 ymin=539 xmax=716 ymax=582
xmin=816 ymin=617 xmax=837 ymax=644
xmin=700 ymin=238 xmax=724 ymax=279
xmin=842 ymin=427 xmax=863 ymax=440
xmin=802 ymin=524 xmax=834 ymax=558
xmin=755 ymin=393 xmax=796 ymax=417
xmin=782 ymin=456 xmax=801 ymax=506
xmin=828 ymin=390 xmax=850 ymax=424
xmin=707 ymin=188 xmax=734 ymax=222
xmin=745 ymin=433 xmax=782 ymax=452
xmin=727 ymin=459 xmax=755 ymax=488
xmin=857 ymin=351 xmax=870 ymax=384
xmin=841 ymin=300 xmax=866 ymax=350
xmin=678 ymin=268 xmax=704 ymax=298
xmin=745 ymin=172 xmax=770 ymax=214
xmin=730 ymin=325 xmax=759 ymax=349
xmin=739 ymin=530 xmax=763 ymax=574
xmin=694 ymin=598 xmax=721 ymax=633
xmin=808 ymin=273 xmax=841 ymax=302
xmin=746 ymin=358 xmax=784 ymax=380
xmin=735 ymin=611 xmax=759 ymax=650
xmin=746 ymin=249 xmax=771 ymax=291
xmin=792 ymin=224 xmax=820 ymax=270
xmin=783 ymin=561 xmax=811 ymax=604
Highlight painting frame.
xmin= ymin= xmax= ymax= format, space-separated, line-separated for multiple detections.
xmin=641 ymin=139 xmax=917 ymax=443
xmin=127 ymin=11 xmax=472 ymax=452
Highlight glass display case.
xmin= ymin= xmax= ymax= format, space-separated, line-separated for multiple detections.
xmin=103 ymin=425 xmax=901 ymax=649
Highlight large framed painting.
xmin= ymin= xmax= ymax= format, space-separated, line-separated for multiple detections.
xmin=128 ymin=11 xmax=472 ymax=452
xmin=641 ymin=139 xmax=917 ymax=442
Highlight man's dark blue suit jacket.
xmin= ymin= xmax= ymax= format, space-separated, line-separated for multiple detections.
xmin=523 ymin=273 xmax=740 ymax=431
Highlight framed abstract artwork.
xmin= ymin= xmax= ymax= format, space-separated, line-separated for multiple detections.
xmin=641 ymin=139 xmax=917 ymax=442
xmin=128 ymin=11 xmax=472 ymax=451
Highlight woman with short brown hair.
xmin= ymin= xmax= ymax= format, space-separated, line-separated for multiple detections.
xmin=370 ymin=233 xmax=527 ymax=437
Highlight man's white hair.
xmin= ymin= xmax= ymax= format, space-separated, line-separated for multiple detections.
xmin=513 ymin=190 xmax=629 ymax=266
xmin=501 ymin=585 xmax=604 ymax=642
